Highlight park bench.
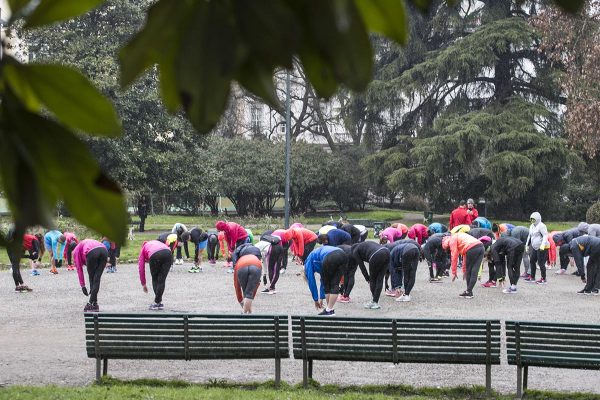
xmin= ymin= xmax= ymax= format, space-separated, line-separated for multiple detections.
xmin=291 ymin=316 xmax=500 ymax=391
xmin=507 ymin=320 xmax=600 ymax=398
xmin=85 ymin=313 xmax=289 ymax=384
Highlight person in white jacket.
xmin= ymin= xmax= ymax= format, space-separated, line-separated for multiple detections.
xmin=525 ymin=212 xmax=550 ymax=284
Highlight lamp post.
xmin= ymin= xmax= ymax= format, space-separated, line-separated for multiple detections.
xmin=284 ymin=69 xmax=291 ymax=229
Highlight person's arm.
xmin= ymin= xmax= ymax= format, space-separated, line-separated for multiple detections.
xmin=570 ymin=241 xmax=584 ymax=274
xmin=540 ymin=224 xmax=550 ymax=249
xmin=74 ymin=247 xmax=85 ymax=288
xmin=423 ymin=242 xmax=433 ymax=266
xmin=296 ymin=232 xmax=305 ymax=259
xmin=305 ymin=262 xmax=319 ymax=301
xmin=450 ymin=241 xmax=459 ymax=277
xmin=138 ymin=247 xmax=147 ymax=286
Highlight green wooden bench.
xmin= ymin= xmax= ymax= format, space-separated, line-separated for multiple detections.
xmin=291 ymin=316 xmax=500 ymax=391
xmin=507 ymin=320 xmax=600 ymax=398
xmin=85 ymin=313 xmax=289 ymax=384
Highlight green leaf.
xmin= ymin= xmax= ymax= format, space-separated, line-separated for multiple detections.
xmin=119 ymin=0 xmax=192 ymax=88
xmin=236 ymin=60 xmax=281 ymax=111
xmin=4 ymin=63 xmax=121 ymax=137
xmin=175 ymin=1 xmax=236 ymax=133
xmin=298 ymin=49 xmax=338 ymax=98
xmin=355 ymin=0 xmax=409 ymax=45
xmin=8 ymin=0 xmax=31 ymax=16
xmin=8 ymin=108 xmax=128 ymax=244
xmin=25 ymin=0 xmax=105 ymax=28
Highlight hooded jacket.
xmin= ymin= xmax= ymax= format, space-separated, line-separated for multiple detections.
xmin=428 ymin=223 xmax=448 ymax=234
xmin=578 ymin=222 xmax=589 ymax=235
xmin=507 ymin=226 xmax=529 ymax=243
xmin=527 ymin=212 xmax=549 ymax=251
xmin=588 ymin=224 xmax=600 ymax=237
xmin=552 ymin=228 xmax=581 ymax=246
xmin=407 ymin=224 xmax=429 ymax=245
xmin=570 ymin=236 xmax=600 ymax=275
xmin=442 ymin=233 xmax=483 ymax=275
xmin=215 ymin=221 xmax=248 ymax=250
xmin=231 ymin=243 xmax=262 ymax=266
xmin=472 ymin=217 xmax=492 ymax=230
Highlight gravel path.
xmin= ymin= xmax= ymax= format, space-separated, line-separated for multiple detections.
xmin=1 ymin=257 xmax=600 ymax=394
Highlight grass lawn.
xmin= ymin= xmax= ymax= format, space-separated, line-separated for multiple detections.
xmin=1 ymin=379 xmax=599 ymax=400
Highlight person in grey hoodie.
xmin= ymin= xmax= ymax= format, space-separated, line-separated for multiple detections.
xmin=525 ymin=212 xmax=550 ymax=284
xmin=584 ymin=223 xmax=600 ymax=238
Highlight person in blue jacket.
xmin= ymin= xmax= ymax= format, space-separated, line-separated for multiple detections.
xmin=389 ymin=241 xmax=420 ymax=303
xmin=428 ymin=222 xmax=448 ymax=236
xmin=303 ymin=245 xmax=348 ymax=316
xmin=44 ymin=230 xmax=66 ymax=274
xmin=571 ymin=236 xmax=600 ymax=295
xmin=472 ymin=217 xmax=492 ymax=230
xmin=318 ymin=228 xmax=352 ymax=246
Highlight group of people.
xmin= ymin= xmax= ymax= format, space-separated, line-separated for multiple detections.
xmin=6 ymin=210 xmax=600 ymax=315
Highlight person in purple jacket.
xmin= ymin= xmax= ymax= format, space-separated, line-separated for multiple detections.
xmin=73 ymin=239 xmax=108 ymax=312
xmin=138 ymin=240 xmax=173 ymax=310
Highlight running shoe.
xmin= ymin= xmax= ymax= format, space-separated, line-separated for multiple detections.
xmin=149 ymin=303 xmax=161 ymax=311
xmin=502 ymin=286 xmax=517 ymax=294
xmin=546 ymin=264 xmax=553 ymax=270
xmin=188 ymin=267 xmax=198 ymax=273
xmin=261 ymin=288 xmax=270 ymax=294
xmin=524 ymin=276 xmax=535 ymax=283
xmin=280 ymin=268 xmax=286 ymax=274
xmin=429 ymin=277 xmax=441 ymax=283
xmin=385 ymin=289 xmax=396 ymax=297
xmin=83 ymin=303 xmax=95 ymax=312
xmin=209 ymin=259 xmax=216 ymax=265
xmin=92 ymin=303 xmax=100 ymax=312
xmin=14 ymin=286 xmax=23 ymax=293
xmin=458 ymin=291 xmax=474 ymax=299
xmin=520 ymin=272 xmax=529 ymax=278
xmin=395 ymin=294 xmax=411 ymax=302
xmin=572 ymin=271 xmax=581 ymax=276
xmin=481 ymin=280 xmax=497 ymax=288
xmin=227 ymin=267 xmax=234 ymax=274
xmin=592 ymin=289 xmax=599 ymax=296
xmin=577 ymin=289 xmax=591 ymax=295
xmin=267 ymin=289 xmax=277 ymax=295
xmin=157 ymin=303 xmax=164 ymax=310
xmin=19 ymin=285 xmax=32 ymax=292
xmin=337 ymin=295 xmax=350 ymax=303
xmin=318 ymin=309 xmax=335 ymax=316
xmin=536 ymin=278 xmax=547 ymax=285
xmin=31 ymin=270 xmax=40 ymax=276
xmin=364 ymin=301 xmax=381 ymax=309
xmin=555 ymin=269 xmax=567 ymax=275
xmin=49 ymin=268 xmax=58 ymax=275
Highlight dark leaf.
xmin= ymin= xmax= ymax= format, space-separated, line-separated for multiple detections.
xmin=25 ymin=0 xmax=105 ymax=28
xmin=355 ymin=0 xmax=409 ymax=45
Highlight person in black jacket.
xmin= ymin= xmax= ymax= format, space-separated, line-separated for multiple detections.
xmin=423 ymin=233 xmax=449 ymax=282
xmin=231 ymin=243 xmax=262 ymax=267
xmin=337 ymin=245 xmax=359 ymax=303
xmin=340 ymin=223 xmax=361 ymax=244
xmin=571 ymin=236 xmax=600 ymax=295
xmin=554 ymin=228 xmax=583 ymax=279
xmin=186 ymin=228 xmax=209 ymax=273
xmin=490 ymin=236 xmax=525 ymax=294
xmin=351 ymin=241 xmax=390 ymax=309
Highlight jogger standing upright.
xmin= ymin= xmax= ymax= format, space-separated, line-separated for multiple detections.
xmin=526 ymin=212 xmax=550 ymax=285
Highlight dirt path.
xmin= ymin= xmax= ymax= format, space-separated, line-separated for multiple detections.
xmin=1 ymin=257 xmax=599 ymax=394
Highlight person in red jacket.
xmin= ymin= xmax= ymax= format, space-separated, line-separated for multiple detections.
xmin=63 ymin=232 xmax=79 ymax=271
xmin=449 ymin=200 xmax=469 ymax=229
xmin=283 ymin=227 xmax=318 ymax=264
xmin=407 ymin=224 xmax=429 ymax=246
xmin=465 ymin=198 xmax=479 ymax=225
xmin=215 ymin=221 xmax=249 ymax=252
xmin=442 ymin=233 xmax=485 ymax=299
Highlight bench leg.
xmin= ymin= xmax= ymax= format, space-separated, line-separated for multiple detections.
xmin=275 ymin=357 xmax=280 ymax=387
xmin=95 ymin=358 xmax=101 ymax=383
xmin=523 ymin=366 xmax=528 ymax=392
xmin=302 ymin=358 xmax=308 ymax=388
xmin=485 ymin=363 xmax=491 ymax=394
xmin=103 ymin=358 xmax=108 ymax=376
xmin=516 ymin=365 xmax=522 ymax=398
xmin=308 ymin=359 xmax=313 ymax=379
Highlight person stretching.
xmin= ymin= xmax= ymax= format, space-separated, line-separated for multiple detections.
xmin=423 ymin=233 xmax=449 ymax=282
xmin=553 ymin=227 xmax=583 ymax=279
xmin=340 ymin=223 xmax=362 ymax=244
xmin=73 ymin=239 xmax=108 ymax=312
xmin=407 ymin=223 xmax=429 ymax=246
xmin=352 ymin=241 xmax=389 ymax=309
xmin=283 ymin=227 xmax=318 ymax=264
xmin=63 ymin=232 xmax=78 ymax=271
xmin=442 ymin=233 xmax=485 ymax=299
xmin=379 ymin=227 xmax=404 ymax=244
xmin=171 ymin=223 xmax=189 ymax=265
xmin=490 ymin=236 xmax=525 ymax=294
xmin=389 ymin=241 xmax=420 ymax=302
xmin=138 ymin=240 xmax=173 ymax=310
xmin=6 ymin=229 xmax=34 ymax=292
xmin=303 ymin=245 xmax=348 ymax=316
xmin=234 ymin=254 xmax=262 ymax=314
xmin=572 ymin=236 xmax=600 ymax=295
xmin=187 ymin=228 xmax=209 ymax=273
xmin=428 ymin=223 xmax=448 ymax=235
xmin=206 ymin=230 xmax=220 ymax=264
xmin=255 ymin=237 xmax=283 ymax=295
xmin=44 ymin=230 xmax=66 ymax=274
xmin=318 ymin=228 xmax=352 ymax=247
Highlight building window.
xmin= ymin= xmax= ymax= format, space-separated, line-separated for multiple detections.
xmin=250 ymin=104 xmax=262 ymax=135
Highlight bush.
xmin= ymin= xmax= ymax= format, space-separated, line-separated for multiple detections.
xmin=587 ymin=201 xmax=600 ymax=223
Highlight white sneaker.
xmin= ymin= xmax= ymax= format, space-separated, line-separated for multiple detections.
xmin=555 ymin=269 xmax=567 ymax=275
xmin=363 ymin=301 xmax=375 ymax=309
xmin=395 ymin=294 xmax=411 ymax=302
xmin=503 ymin=286 xmax=517 ymax=294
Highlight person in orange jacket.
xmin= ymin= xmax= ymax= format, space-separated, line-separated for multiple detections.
xmin=547 ymin=231 xmax=561 ymax=270
xmin=282 ymin=227 xmax=318 ymax=264
xmin=390 ymin=223 xmax=409 ymax=238
xmin=442 ymin=232 xmax=485 ymax=299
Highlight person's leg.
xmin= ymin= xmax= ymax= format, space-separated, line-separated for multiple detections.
xmin=242 ymin=265 xmax=262 ymax=313
xmin=207 ymin=237 xmax=215 ymax=261
xmin=529 ymin=249 xmax=538 ymax=280
xmin=322 ymin=251 xmax=346 ymax=311
xmin=523 ymin=246 xmax=531 ymax=275
xmin=176 ymin=244 xmax=182 ymax=261
xmin=7 ymin=249 xmax=24 ymax=287
xmin=402 ymin=249 xmax=419 ymax=296
xmin=559 ymin=244 xmax=570 ymax=271
xmin=583 ymin=259 xmax=596 ymax=292
xmin=184 ymin=240 xmax=190 ymax=259
xmin=87 ymin=247 xmax=107 ymax=305
xmin=466 ymin=246 xmax=485 ymax=293
xmin=154 ymin=251 xmax=172 ymax=304
xmin=371 ymin=251 xmax=389 ymax=303
xmin=343 ymin=263 xmax=358 ymax=297
xmin=149 ymin=254 xmax=161 ymax=302
xmin=538 ymin=249 xmax=548 ymax=281
xmin=301 ymin=240 xmax=317 ymax=264
xmin=488 ymin=257 xmax=497 ymax=282
xmin=281 ymin=244 xmax=289 ymax=270
xmin=268 ymin=245 xmax=283 ymax=290
xmin=592 ymin=256 xmax=600 ymax=291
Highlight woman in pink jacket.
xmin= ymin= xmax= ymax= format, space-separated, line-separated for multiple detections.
xmin=442 ymin=233 xmax=485 ymax=299
xmin=73 ymin=239 xmax=108 ymax=312
xmin=138 ymin=240 xmax=173 ymax=310
xmin=379 ymin=227 xmax=404 ymax=244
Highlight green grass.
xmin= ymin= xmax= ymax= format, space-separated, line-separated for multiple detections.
xmin=1 ymin=379 xmax=599 ymax=400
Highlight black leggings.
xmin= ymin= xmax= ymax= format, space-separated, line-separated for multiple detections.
xmin=267 ymin=244 xmax=283 ymax=289
xmin=149 ymin=249 xmax=173 ymax=304
xmin=301 ymin=240 xmax=317 ymax=263
xmin=66 ymin=242 xmax=77 ymax=265
xmin=176 ymin=240 xmax=190 ymax=260
xmin=369 ymin=249 xmax=390 ymax=303
xmin=7 ymin=249 xmax=24 ymax=287
xmin=207 ymin=235 xmax=219 ymax=260
xmin=321 ymin=251 xmax=348 ymax=295
xmin=506 ymin=246 xmax=525 ymax=286
xmin=530 ymin=248 xmax=548 ymax=280
xmin=281 ymin=243 xmax=289 ymax=269
xmin=341 ymin=259 xmax=358 ymax=297
xmin=401 ymin=247 xmax=420 ymax=296
xmin=86 ymin=247 xmax=108 ymax=304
